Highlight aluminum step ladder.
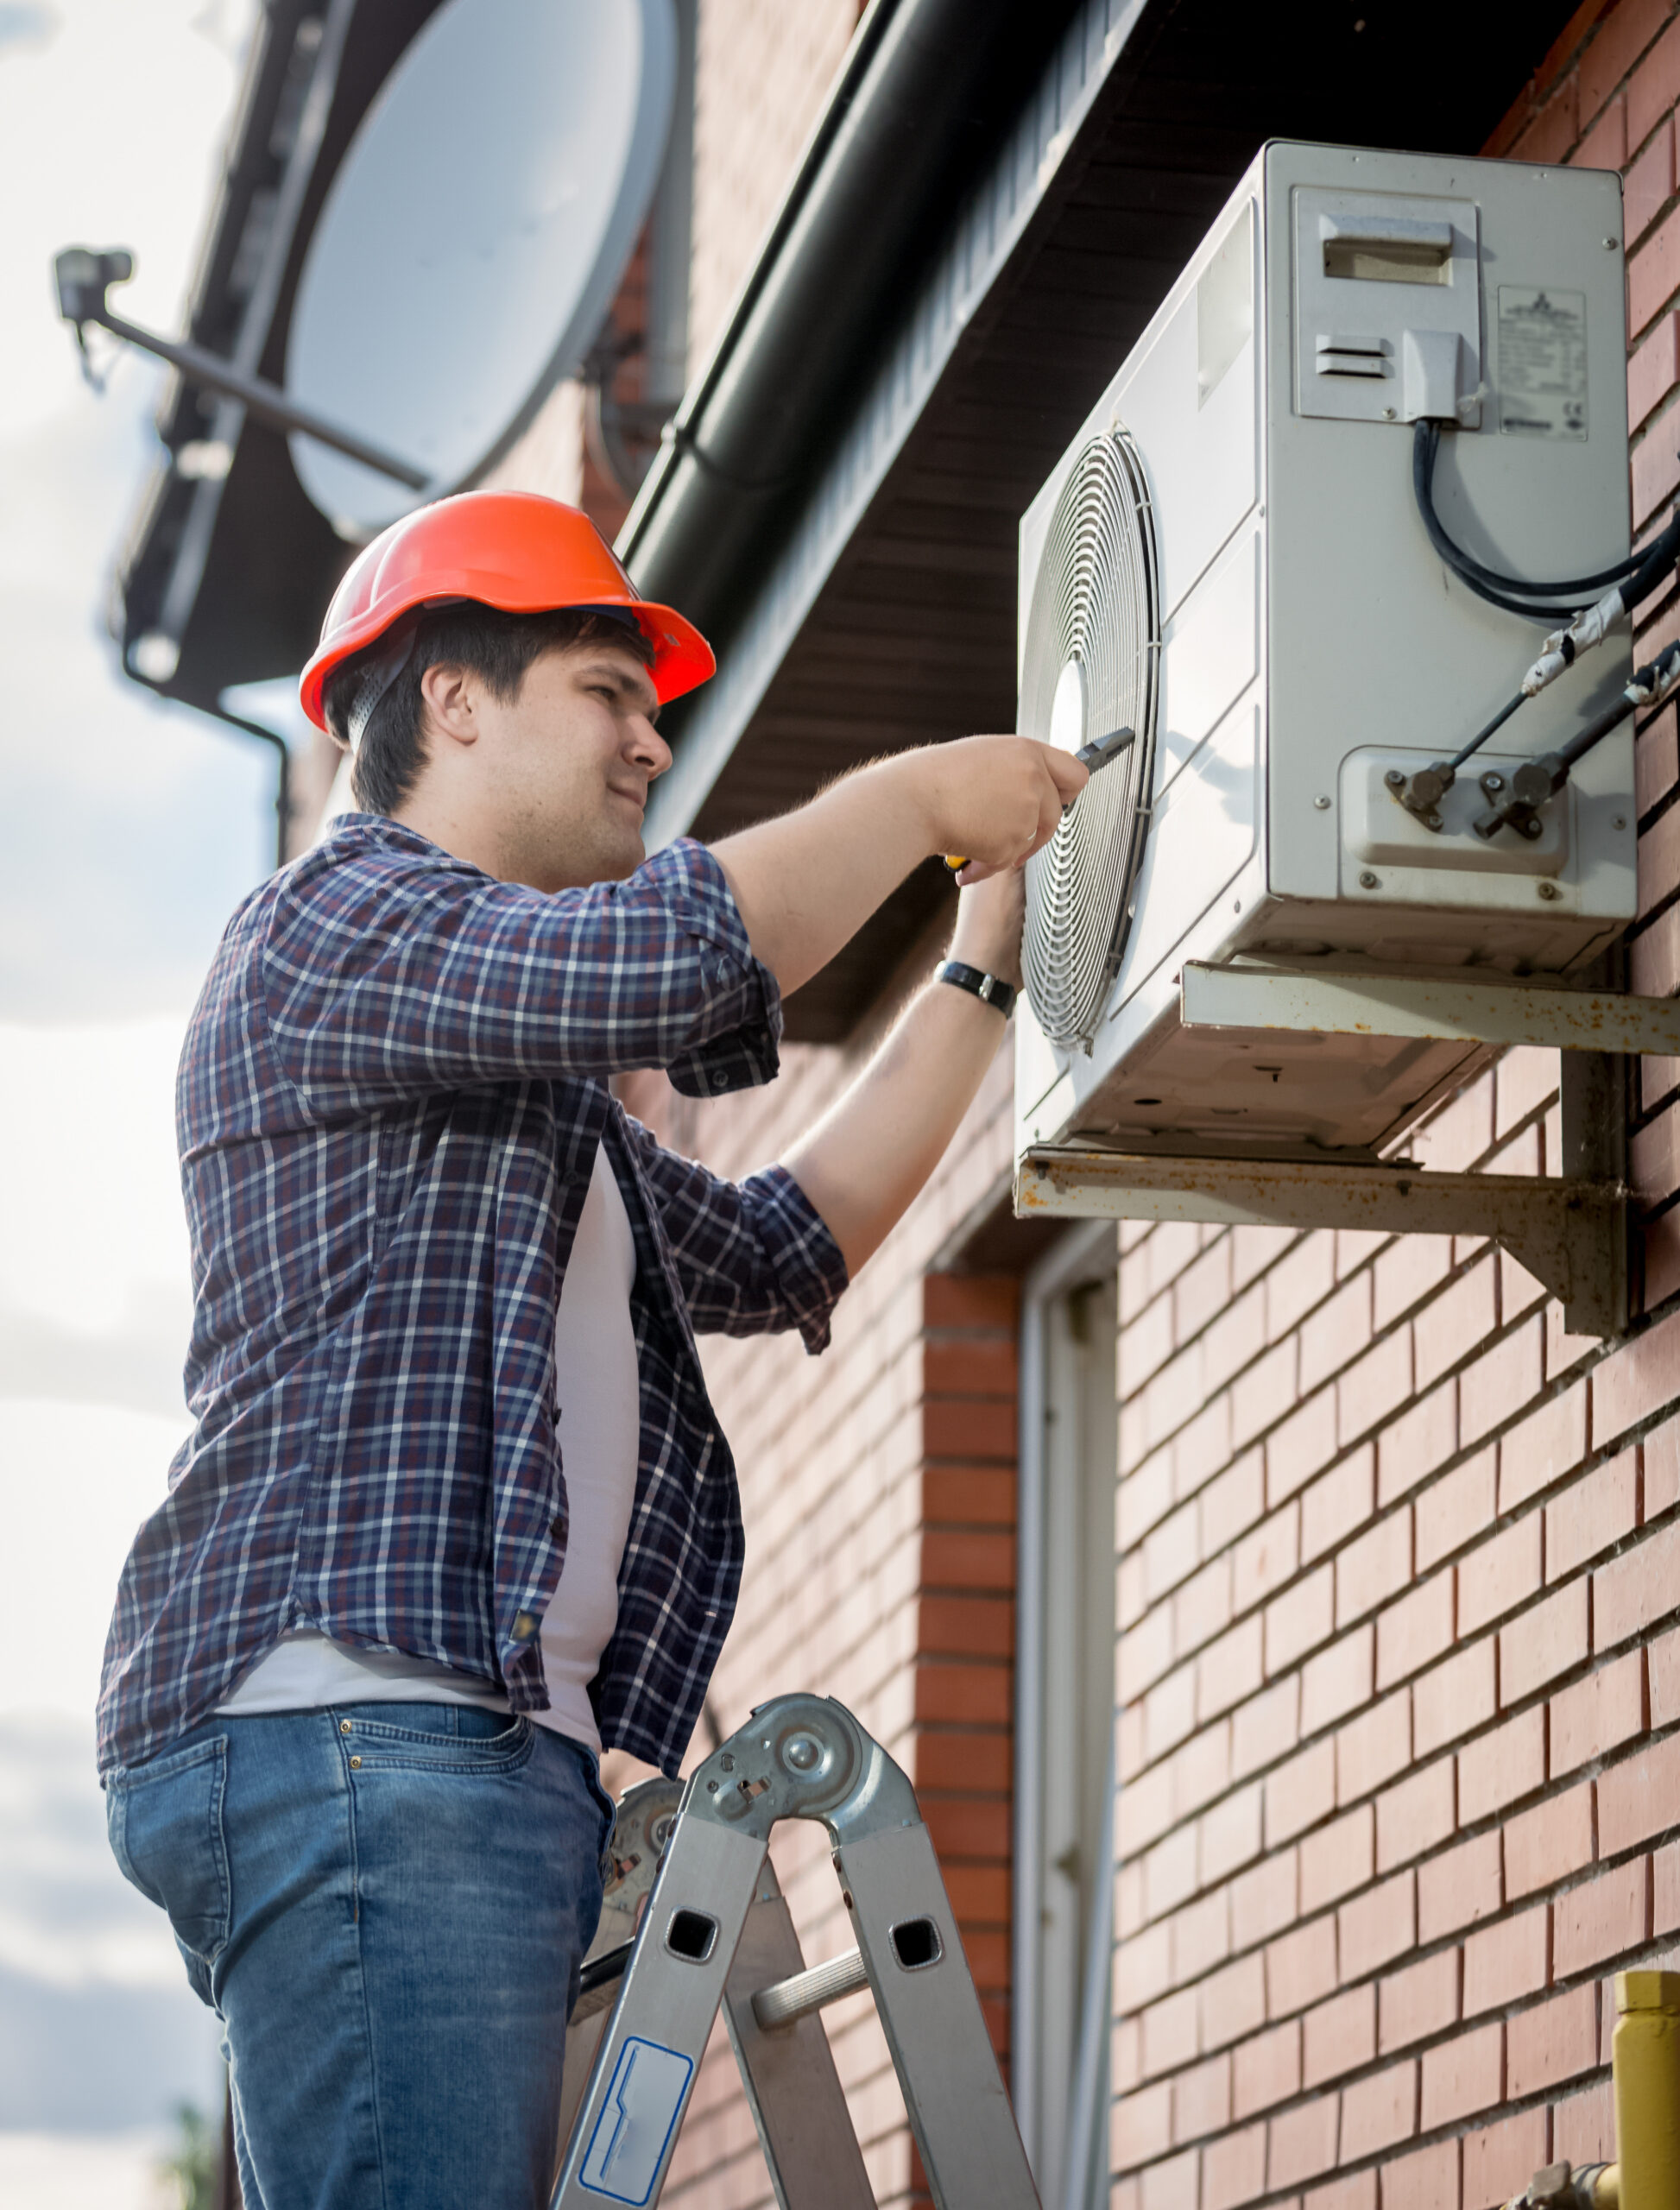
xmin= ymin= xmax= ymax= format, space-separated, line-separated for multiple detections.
xmin=552 ymin=1693 xmax=1042 ymax=2210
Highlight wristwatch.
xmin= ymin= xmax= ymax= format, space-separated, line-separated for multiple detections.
xmin=936 ymin=959 xmax=1016 ymax=1020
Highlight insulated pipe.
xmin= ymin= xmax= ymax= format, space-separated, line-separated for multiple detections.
xmin=1614 ymin=1971 xmax=1680 ymax=2210
xmin=618 ymin=0 xmax=1074 ymax=635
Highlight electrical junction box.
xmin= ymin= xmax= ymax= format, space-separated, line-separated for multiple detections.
xmin=1014 ymin=140 xmax=1635 ymax=1166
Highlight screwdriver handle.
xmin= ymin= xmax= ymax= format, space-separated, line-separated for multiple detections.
xmin=944 ymin=725 xmax=1134 ymax=873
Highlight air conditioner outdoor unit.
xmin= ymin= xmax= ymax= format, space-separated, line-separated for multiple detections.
xmin=1014 ymin=139 xmax=1638 ymax=1169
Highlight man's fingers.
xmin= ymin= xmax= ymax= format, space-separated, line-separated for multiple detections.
xmin=1044 ymin=748 xmax=1091 ymax=804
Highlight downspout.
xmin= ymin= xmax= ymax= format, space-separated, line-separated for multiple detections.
xmin=126 ymin=666 xmax=292 ymax=871
xmin=617 ymin=0 xmax=1066 ymax=631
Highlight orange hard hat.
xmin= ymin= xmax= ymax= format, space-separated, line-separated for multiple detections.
xmin=298 ymin=489 xmax=714 ymax=736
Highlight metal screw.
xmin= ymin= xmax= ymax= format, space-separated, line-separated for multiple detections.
xmin=783 ymin=1732 xmax=822 ymax=1772
xmin=1359 ymin=869 xmax=1379 ymax=888
xmin=1384 ymin=769 xmax=1405 ymax=789
xmin=1538 ymin=880 xmax=1561 ymax=899
xmin=1382 ymin=407 xmax=1397 ymax=420
xmin=1316 ymin=793 xmax=1333 ymax=809
xmin=1426 ymin=811 xmax=1443 ymax=830
xmin=1522 ymin=818 xmax=1544 ymax=839
xmin=1614 ymin=815 xmax=1628 ymax=830
xmin=1480 ymin=771 xmax=1505 ymax=794
xmin=1605 ymin=237 xmax=1620 ymax=250
xmin=1233 ymin=899 xmax=1241 ymax=912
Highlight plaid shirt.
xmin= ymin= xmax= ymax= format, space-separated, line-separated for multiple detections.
xmin=98 ymin=816 xmax=847 ymax=1777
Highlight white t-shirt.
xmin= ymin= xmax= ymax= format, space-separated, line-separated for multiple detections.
xmin=217 ymin=1141 xmax=642 ymax=1752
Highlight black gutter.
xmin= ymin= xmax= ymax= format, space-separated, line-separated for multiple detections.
xmin=617 ymin=0 xmax=1085 ymax=633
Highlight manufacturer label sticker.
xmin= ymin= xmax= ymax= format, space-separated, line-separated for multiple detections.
xmin=578 ymin=2037 xmax=694 ymax=2204
xmin=1498 ymin=286 xmax=1588 ymax=439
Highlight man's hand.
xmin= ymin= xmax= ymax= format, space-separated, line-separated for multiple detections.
xmin=914 ymin=736 xmax=1087 ymax=885
xmin=949 ymin=865 xmax=1026 ymax=988
xmin=713 ymin=737 xmax=1080 ymax=999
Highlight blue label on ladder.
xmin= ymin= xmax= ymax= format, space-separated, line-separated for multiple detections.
xmin=578 ymin=2036 xmax=695 ymax=2204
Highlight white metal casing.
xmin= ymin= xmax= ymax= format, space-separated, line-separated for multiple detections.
xmin=1015 ymin=140 xmax=1635 ymax=1163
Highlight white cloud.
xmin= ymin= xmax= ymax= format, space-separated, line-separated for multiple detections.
xmin=0 ymin=2128 xmax=175 ymax=2210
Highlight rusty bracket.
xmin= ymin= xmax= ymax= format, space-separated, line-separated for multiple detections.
xmin=1015 ymin=1146 xmax=1627 ymax=1338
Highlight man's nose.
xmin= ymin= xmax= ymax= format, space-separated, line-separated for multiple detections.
xmin=630 ymin=716 xmax=673 ymax=779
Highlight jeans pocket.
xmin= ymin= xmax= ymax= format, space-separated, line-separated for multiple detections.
xmin=106 ymin=1735 xmax=231 ymax=2005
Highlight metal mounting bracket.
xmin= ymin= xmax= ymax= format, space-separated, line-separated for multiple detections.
xmin=1016 ymin=1146 xmax=1628 ymax=1338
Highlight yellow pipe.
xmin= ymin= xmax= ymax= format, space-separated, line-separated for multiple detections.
xmin=1612 ymin=1971 xmax=1680 ymax=2210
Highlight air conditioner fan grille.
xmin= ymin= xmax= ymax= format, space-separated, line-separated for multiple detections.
xmin=1021 ymin=429 xmax=1159 ymax=1051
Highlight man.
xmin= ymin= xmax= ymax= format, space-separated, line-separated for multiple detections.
xmin=98 ymin=490 xmax=1083 ymax=2209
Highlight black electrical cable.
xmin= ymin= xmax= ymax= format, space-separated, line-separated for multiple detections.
xmin=1448 ymin=690 xmax=1525 ymax=772
xmin=1413 ymin=420 xmax=1660 ymax=601
xmin=1412 ymin=426 xmax=1577 ymax=620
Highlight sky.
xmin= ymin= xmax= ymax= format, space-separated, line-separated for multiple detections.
xmin=0 ymin=0 xmax=277 ymax=2198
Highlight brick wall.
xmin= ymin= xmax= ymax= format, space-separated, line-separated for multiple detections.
xmin=612 ymin=982 xmax=1024 ymax=2207
xmin=1109 ymin=23 xmax=1680 ymax=2210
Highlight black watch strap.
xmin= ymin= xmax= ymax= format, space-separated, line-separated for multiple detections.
xmin=936 ymin=959 xmax=1016 ymax=1020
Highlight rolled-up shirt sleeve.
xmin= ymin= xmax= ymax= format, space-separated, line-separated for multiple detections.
xmin=624 ymin=1117 xmax=849 ymax=1355
xmin=260 ymin=822 xmax=781 ymax=1108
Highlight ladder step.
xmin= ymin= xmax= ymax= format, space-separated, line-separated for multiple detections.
xmin=750 ymin=1946 xmax=868 ymax=2030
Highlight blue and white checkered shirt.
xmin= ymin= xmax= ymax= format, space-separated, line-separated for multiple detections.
xmin=98 ymin=816 xmax=848 ymax=1777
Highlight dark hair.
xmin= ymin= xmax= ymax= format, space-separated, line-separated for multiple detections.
xmin=325 ymin=603 xmax=656 ymax=816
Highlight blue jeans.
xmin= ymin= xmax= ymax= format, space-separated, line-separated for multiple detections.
xmin=104 ymin=1703 xmax=615 ymax=2209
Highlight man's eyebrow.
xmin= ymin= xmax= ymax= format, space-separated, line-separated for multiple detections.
xmin=575 ymin=655 xmax=660 ymax=720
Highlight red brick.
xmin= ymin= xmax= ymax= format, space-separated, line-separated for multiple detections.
xmin=1145 ymin=1499 xmax=1202 ymax=1605
xmin=1594 ymin=1305 xmax=1680 ymax=1444
xmin=1633 ymin=120 xmax=1678 ymax=252
xmin=1307 ymin=2172 xmax=1376 ymax=2210
xmin=1553 ymin=1650 xmax=1647 ymax=1776
xmin=1459 ymin=1708 xmax=1547 ymax=1824
xmin=923 ymin=1399 xmax=1016 ymax=1462
xmin=1337 ymin=1690 xmax=1412 ymax=1808
xmin=1301 ymin=1805 xmax=1374 ymax=1913
xmin=1463 ymin=2108 xmax=1551 ymax=2210
xmin=1421 ymin=2018 xmax=1504 ymax=2129
xmin=1203 ymin=1284 xmax=1267 ymax=1396
xmin=1143 ymin=1986 xmax=1202 ymax=2078
xmin=1199 ymin=1953 xmax=1267 ymax=2052
xmin=1302 ymin=1630 xmax=1374 ymax=1739
xmin=1202 ymin=1784 xmax=1264 ymax=1887
xmin=919 ymin=1528 xmax=1017 ymax=1590
xmin=1341 ymin=2057 xmax=1418 ymax=2158
xmin=1269 ymin=1391 xmax=1341 ymax=1507
xmin=1547 ymin=1451 xmax=1639 ymax=1585
xmin=1374 ymin=1235 xmax=1453 ymax=1333
xmin=1235 ymin=1504 xmax=1302 ymax=1613
xmin=1633 ymin=194 xmax=1680 ymax=338
xmin=919 ymin=1594 xmax=1014 ymax=1658
xmin=1599 ymin=1730 xmax=1680 ymax=1855
xmin=1377 ymin=1759 xmax=1456 ymax=1875
xmin=917 ymin=1732 xmax=1013 ymax=1791
xmin=1418 ymin=1449 xmax=1497 ymax=1571
xmin=1233 ymin=1339 xmax=1298 ymax=1449
xmin=1232 ymin=1848 xmax=1298 ymax=1951
xmin=1338 ymin=1330 xmax=1413 ymax=1449
xmin=1113 ymin=2081 xmax=1174 ymax=2170
xmin=1266 ymin=1916 xmax=1339 ymax=2021
xmin=1380 ymin=2137 xmax=1459 ymax=2210
xmin=1303 ymin=1985 xmax=1376 ymax=2089
xmin=1514 ymin=79 xmax=1581 ymax=166
xmin=914 ymin=1662 xmax=1012 ymax=1724
xmin=1554 ymin=2076 xmax=1616 ymax=2169
xmin=1462 ymin=1322 xmax=1544 ymax=1447
xmin=1336 ymin=1512 xmax=1413 ymax=1631
xmin=1463 ymin=1903 xmax=1550 ymax=2016
xmin=1657 ymin=1836 xmax=1680 ymax=1929
xmin=1302 ymin=1450 xmax=1375 ymax=1564
xmin=1173 ymin=2051 xmax=1232 ymax=2144
xmin=1631 ymin=11 xmax=1680 ymax=148
xmin=1639 ymin=699 xmax=1680 ymax=814
xmin=922 ymin=1796 xmax=1012 ymax=1859
xmin=1653 ymin=1620 xmax=1680 ymax=1727
xmin=1172 ymin=1888 xmax=1232 ymax=1985
xmin=1501 ymin=1582 xmax=1590 ymax=1706
xmin=1119 ymin=1608 xmax=1173 ymax=1703
xmin=1202 ymin=2121 xmax=1266 ymax=2210
xmin=1507 ymin=1983 xmax=1600 ymax=2098
xmin=1597 ymin=1517 xmax=1680 ymax=1651
xmin=1506 ymin=1779 xmax=1595 ymax=1900
xmin=1300 ymin=1274 xmax=1374 ymax=1395
xmin=925 ymin=1275 xmax=1017 ymax=1329
xmin=1120 ymin=1922 xmax=1172 ymax=2012
xmin=1500 ymin=1386 xmax=1589 ymax=1512
xmin=1234 ymin=2018 xmax=1302 ymax=2119
xmin=1201 ymin=1450 xmax=1266 ymax=1550
xmin=1235 ymin=1676 xmax=1301 ymax=1780
xmin=924 ymin=1464 xmax=1016 ymax=1525
xmin=1554 ymin=1856 xmax=1652 ymax=1976
xmin=1267 ymin=1566 xmax=1336 ymax=1676
xmin=1377 ymin=1572 xmax=1455 ymax=1692
xmin=1416 ymin=1641 xmax=1497 ymax=1760
xmin=1651 ymin=1412 xmax=1680 ymax=1517
xmin=1177 ymin=1240 xmax=1235 ymax=1343
xmin=1145 ymin=1665 xmax=1197 ymax=1767
xmin=924 ymin=1337 xmax=1018 ymax=1398
xmin=1197 ymin=1616 xmax=1264 ymax=1724
xmin=1172 ymin=1721 xmax=1232 ymax=1820
xmin=1339 ymin=1870 xmax=1417 ymax=1982
xmin=1268 ymin=2095 xmax=1340 ymax=2191
xmin=1459 ymin=1515 xmax=1544 ymax=1639
xmin=1415 ymin=1261 xmax=1499 ymax=1391
xmin=1576 ymin=85 xmax=1628 ymax=170
xmin=1378 ymin=1383 xmax=1458 ymax=1509
xmin=1380 ymin=1948 xmax=1460 ymax=2055
xmin=1140 ymin=2147 xmax=1197 ymax=2210
xmin=1646 ymin=1206 xmax=1680 ymax=1312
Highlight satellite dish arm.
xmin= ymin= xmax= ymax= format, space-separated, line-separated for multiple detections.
xmin=54 ymin=248 xmax=430 ymax=493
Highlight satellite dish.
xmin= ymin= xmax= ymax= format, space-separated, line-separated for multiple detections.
xmin=286 ymin=0 xmax=677 ymax=539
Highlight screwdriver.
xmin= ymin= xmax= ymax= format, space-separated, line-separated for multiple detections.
xmin=944 ymin=724 xmax=1135 ymax=874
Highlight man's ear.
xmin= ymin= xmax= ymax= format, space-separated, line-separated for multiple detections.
xmin=419 ymin=660 xmax=480 ymax=748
